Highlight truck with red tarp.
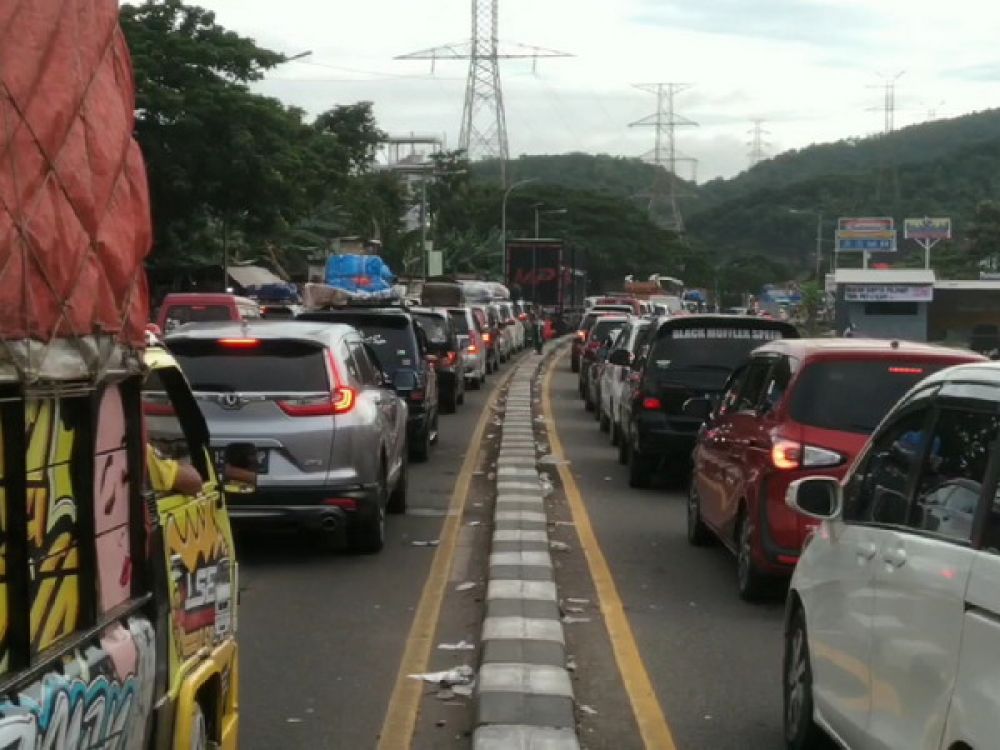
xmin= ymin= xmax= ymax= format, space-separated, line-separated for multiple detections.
xmin=0 ymin=3 xmax=241 ymax=748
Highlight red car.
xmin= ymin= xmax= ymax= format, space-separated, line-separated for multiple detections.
xmin=687 ymin=338 xmax=986 ymax=601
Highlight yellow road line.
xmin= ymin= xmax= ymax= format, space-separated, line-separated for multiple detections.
xmin=377 ymin=367 xmax=516 ymax=749
xmin=542 ymin=352 xmax=679 ymax=750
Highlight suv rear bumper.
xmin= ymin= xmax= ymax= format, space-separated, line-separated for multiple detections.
xmin=633 ymin=413 xmax=702 ymax=457
xmin=229 ymin=484 xmax=379 ymax=532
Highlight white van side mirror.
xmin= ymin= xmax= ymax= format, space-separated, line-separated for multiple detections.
xmin=786 ymin=477 xmax=843 ymax=521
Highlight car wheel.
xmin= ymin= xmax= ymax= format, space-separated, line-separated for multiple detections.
xmin=628 ymin=445 xmax=653 ymax=488
xmin=442 ymin=388 xmax=457 ymax=414
xmin=609 ymin=417 xmax=619 ymax=446
xmin=457 ymin=384 xmax=465 ymax=405
xmin=352 ymin=469 xmax=387 ymax=554
xmin=686 ymin=483 xmax=712 ymax=546
xmin=736 ymin=511 xmax=767 ymax=601
xmin=784 ymin=607 xmax=833 ymax=750
xmin=584 ymin=392 xmax=595 ymax=412
xmin=410 ymin=424 xmax=431 ymax=462
xmin=388 ymin=454 xmax=408 ymax=514
xmin=571 ymin=358 xmax=580 ymax=374
xmin=598 ymin=406 xmax=609 ymax=430
xmin=468 ymin=375 xmax=481 ymax=391
xmin=618 ymin=426 xmax=629 ymax=465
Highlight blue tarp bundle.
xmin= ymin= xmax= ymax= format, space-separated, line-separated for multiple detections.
xmin=325 ymin=254 xmax=396 ymax=298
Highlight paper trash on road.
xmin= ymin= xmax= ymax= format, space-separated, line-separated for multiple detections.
xmin=562 ymin=615 xmax=592 ymax=624
xmin=411 ymin=539 xmax=440 ymax=547
xmin=409 ymin=664 xmax=475 ymax=687
xmin=455 ymin=581 xmax=477 ymax=592
xmin=549 ymin=540 xmax=571 ymax=552
xmin=580 ymin=705 xmax=599 ymax=716
xmin=438 ymin=640 xmax=476 ymax=651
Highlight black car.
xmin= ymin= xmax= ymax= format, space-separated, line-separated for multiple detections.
xmin=412 ymin=307 xmax=466 ymax=413
xmin=617 ymin=315 xmax=799 ymax=487
xmin=299 ymin=307 xmax=440 ymax=461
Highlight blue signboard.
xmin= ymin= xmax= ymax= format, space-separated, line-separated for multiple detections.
xmin=836 ymin=236 xmax=896 ymax=253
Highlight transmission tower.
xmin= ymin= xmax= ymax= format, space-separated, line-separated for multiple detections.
xmin=867 ymin=71 xmax=904 ymax=202
xmin=397 ymin=0 xmax=571 ymax=185
xmin=747 ymin=119 xmax=771 ymax=167
xmin=629 ymin=83 xmax=698 ymax=233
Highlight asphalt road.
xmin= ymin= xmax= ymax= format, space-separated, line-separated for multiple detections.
xmin=235 ymin=364 xmax=511 ymax=750
xmin=548 ymin=357 xmax=788 ymax=750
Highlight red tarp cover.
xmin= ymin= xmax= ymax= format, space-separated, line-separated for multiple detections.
xmin=0 ymin=1 xmax=151 ymax=349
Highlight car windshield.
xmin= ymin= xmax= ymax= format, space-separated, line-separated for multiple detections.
xmin=592 ymin=319 xmax=627 ymax=340
xmin=169 ymin=340 xmax=329 ymax=392
xmin=790 ymin=360 xmax=947 ymax=434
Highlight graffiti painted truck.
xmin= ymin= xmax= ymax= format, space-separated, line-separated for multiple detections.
xmin=0 ymin=3 xmax=241 ymax=749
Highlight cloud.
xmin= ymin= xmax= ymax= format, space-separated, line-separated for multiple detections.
xmin=945 ymin=63 xmax=1000 ymax=82
xmin=629 ymin=0 xmax=882 ymax=46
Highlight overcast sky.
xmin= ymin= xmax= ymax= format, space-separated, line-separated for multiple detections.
xmin=198 ymin=0 xmax=1000 ymax=182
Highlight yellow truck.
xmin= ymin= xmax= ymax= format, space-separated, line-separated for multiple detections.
xmin=0 ymin=4 xmax=244 ymax=747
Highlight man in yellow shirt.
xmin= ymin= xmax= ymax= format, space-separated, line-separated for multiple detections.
xmin=146 ymin=443 xmax=204 ymax=495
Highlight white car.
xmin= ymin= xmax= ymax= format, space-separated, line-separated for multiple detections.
xmin=783 ymin=361 xmax=1000 ymax=750
xmin=599 ymin=318 xmax=648 ymax=446
xmin=499 ymin=301 xmax=524 ymax=351
xmin=448 ymin=306 xmax=487 ymax=388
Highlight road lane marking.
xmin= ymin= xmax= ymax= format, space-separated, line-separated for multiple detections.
xmin=377 ymin=368 xmax=516 ymax=750
xmin=542 ymin=353 xmax=679 ymax=750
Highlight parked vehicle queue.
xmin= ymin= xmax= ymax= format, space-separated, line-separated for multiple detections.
xmin=571 ymin=306 xmax=1000 ymax=749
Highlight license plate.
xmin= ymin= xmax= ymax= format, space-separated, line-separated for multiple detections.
xmin=215 ymin=448 xmax=269 ymax=474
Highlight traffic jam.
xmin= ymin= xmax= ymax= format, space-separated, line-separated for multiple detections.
xmin=570 ymin=294 xmax=1000 ymax=749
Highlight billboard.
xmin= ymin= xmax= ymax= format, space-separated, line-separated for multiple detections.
xmin=506 ymin=241 xmax=564 ymax=306
xmin=904 ymin=217 xmax=952 ymax=241
xmin=836 ymin=217 xmax=897 ymax=253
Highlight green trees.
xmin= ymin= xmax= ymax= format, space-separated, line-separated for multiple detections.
xmin=121 ymin=1 xmax=400 ymax=277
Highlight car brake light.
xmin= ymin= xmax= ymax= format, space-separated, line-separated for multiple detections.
xmin=445 ymin=351 xmax=458 ymax=366
xmin=467 ymin=343 xmax=479 ymax=354
xmin=771 ymin=440 xmax=802 ymax=470
xmin=482 ymin=333 xmax=492 ymax=343
xmin=519 ymin=313 xmax=528 ymax=321
xmin=888 ymin=366 xmax=924 ymax=375
xmin=642 ymin=396 xmax=662 ymax=410
xmin=219 ymin=338 xmax=260 ymax=349
xmin=278 ymin=352 xmax=356 ymax=416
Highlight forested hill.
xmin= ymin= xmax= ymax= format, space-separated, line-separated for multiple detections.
xmin=471 ymin=153 xmax=688 ymax=200
xmin=696 ymin=108 xmax=1000 ymax=210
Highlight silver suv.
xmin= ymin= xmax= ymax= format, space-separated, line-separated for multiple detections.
xmin=165 ymin=320 xmax=408 ymax=553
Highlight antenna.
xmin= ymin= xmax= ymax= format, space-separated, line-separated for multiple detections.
xmin=397 ymin=0 xmax=571 ymax=186
xmin=629 ymin=83 xmax=698 ymax=234
xmin=747 ymin=118 xmax=771 ymax=167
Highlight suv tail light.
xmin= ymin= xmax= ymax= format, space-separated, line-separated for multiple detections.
xmin=436 ymin=351 xmax=459 ymax=369
xmin=482 ymin=332 xmax=492 ymax=344
xmin=575 ymin=330 xmax=586 ymax=341
xmin=519 ymin=313 xmax=528 ymax=321
xmin=277 ymin=351 xmax=356 ymax=417
xmin=642 ymin=396 xmax=662 ymax=410
xmin=771 ymin=440 xmax=844 ymax=470
xmin=143 ymin=399 xmax=175 ymax=417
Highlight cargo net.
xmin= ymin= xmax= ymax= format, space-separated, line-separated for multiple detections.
xmin=0 ymin=2 xmax=151 ymax=383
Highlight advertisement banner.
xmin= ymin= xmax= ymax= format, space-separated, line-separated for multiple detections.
xmin=844 ymin=284 xmax=934 ymax=302
xmin=836 ymin=217 xmax=897 ymax=253
xmin=904 ymin=217 xmax=952 ymax=241
xmin=838 ymin=217 xmax=894 ymax=232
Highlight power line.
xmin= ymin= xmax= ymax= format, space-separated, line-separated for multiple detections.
xmin=628 ymin=82 xmax=698 ymax=234
xmin=396 ymin=0 xmax=572 ymax=185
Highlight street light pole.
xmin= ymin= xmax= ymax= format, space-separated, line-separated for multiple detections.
xmin=501 ymin=178 xmax=537 ymax=280
xmin=815 ymin=212 xmax=823 ymax=280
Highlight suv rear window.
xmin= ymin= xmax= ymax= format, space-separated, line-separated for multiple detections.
xmin=647 ymin=325 xmax=791 ymax=389
xmin=169 ymin=340 xmax=329 ymax=392
xmin=317 ymin=314 xmax=417 ymax=371
xmin=449 ymin=310 xmax=471 ymax=335
xmin=592 ymin=319 xmax=626 ymax=341
xmin=790 ymin=360 xmax=945 ymax=434
xmin=163 ymin=304 xmax=231 ymax=333
xmin=414 ymin=313 xmax=452 ymax=348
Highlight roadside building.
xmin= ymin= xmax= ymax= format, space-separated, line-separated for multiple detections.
xmin=833 ymin=269 xmax=935 ymax=341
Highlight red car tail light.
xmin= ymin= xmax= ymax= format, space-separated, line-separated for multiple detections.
xmin=409 ymin=389 xmax=426 ymax=402
xmin=642 ymin=396 xmax=662 ymax=410
xmin=888 ymin=366 xmax=925 ymax=375
xmin=519 ymin=313 xmax=528 ymax=321
xmin=323 ymin=498 xmax=357 ymax=510
xmin=278 ymin=351 xmax=356 ymax=416
xmin=771 ymin=439 xmax=802 ymax=470
xmin=575 ymin=330 xmax=586 ymax=341
xmin=467 ymin=343 xmax=479 ymax=354
xmin=482 ymin=332 xmax=492 ymax=344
